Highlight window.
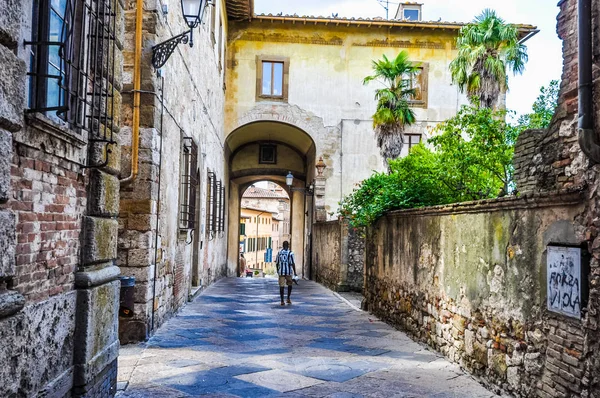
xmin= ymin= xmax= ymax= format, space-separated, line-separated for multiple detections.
xmin=27 ymin=0 xmax=118 ymax=157
xmin=256 ymin=56 xmax=289 ymax=101
xmin=206 ymin=172 xmax=225 ymax=238
xmin=179 ymin=137 xmax=199 ymax=230
xmin=262 ymin=61 xmax=283 ymax=97
xmin=405 ymin=134 xmax=422 ymax=151
xmin=396 ymin=3 xmax=422 ymax=21
xmin=240 ymin=223 xmax=246 ymax=236
xmin=259 ymin=144 xmax=277 ymax=164
xmin=404 ymin=63 xmax=429 ymax=108
xmin=403 ymin=8 xmax=420 ymax=20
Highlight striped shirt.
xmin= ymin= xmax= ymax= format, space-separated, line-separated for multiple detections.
xmin=276 ymin=249 xmax=295 ymax=276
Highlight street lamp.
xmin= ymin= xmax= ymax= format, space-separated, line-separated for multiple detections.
xmin=152 ymin=0 xmax=208 ymax=69
xmin=286 ymin=172 xmax=314 ymax=196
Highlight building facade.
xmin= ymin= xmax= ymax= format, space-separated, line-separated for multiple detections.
xmin=0 ymin=0 xmax=124 ymax=395
xmin=239 ymin=184 xmax=290 ymax=273
xmin=0 ymin=0 xmax=545 ymax=396
xmin=224 ymin=5 xmax=537 ymax=277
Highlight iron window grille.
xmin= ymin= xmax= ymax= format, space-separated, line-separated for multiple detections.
xmin=207 ymin=171 xmax=216 ymax=237
xmin=214 ymin=179 xmax=222 ymax=234
xmin=26 ymin=0 xmax=118 ymax=167
xmin=219 ymin=184 xmax=225 ymax=233
xmin=179 ymin=137 xmax=198 ymax=231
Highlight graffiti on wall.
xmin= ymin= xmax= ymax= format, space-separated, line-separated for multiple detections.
xmin=547 ymin=246 xmax=581 ymax=319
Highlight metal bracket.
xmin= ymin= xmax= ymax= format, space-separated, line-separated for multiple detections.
xmin=151 ymin=29 xmax=193 ymax=69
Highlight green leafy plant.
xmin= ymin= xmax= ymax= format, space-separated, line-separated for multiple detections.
xmin=450 ymin=9 xmax=528 ymax=109
xmin=363 ymin=51 xmax=420 ymax=164
xmin=516 ymin=80 xmax=559 ymax=130
xmin=339 ymin=105 xmax=517 ymax=228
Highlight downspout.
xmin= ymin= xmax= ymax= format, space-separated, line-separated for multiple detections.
xmin=120 ymin=0 xmax=143 ymax=184
xmin=577 ymin=0 xmax=600 ymax=163
xmin=151 ymin=77 xmax=165 ymax=333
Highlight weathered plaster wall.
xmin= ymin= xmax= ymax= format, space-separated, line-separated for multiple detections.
xmin=364 ymin=194 xmax=586 ymax=397
xmin=226 ymin=21 xmax=472 ymax=217
xmin=118 ymin=0 xmax=228 ymax=343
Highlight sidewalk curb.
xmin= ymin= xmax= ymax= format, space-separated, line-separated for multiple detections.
xmin=333 ymin=292 xmax=363 ymax=312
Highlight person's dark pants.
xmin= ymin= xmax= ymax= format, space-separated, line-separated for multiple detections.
xmin=279 ymin=275 xmax=292 ymax=302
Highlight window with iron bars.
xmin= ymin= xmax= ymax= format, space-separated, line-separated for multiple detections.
xmin=207 ymin=171 xmax=216 ymax=235
xmin=206 ymin=172 xmax=225 ymax=238
xmin=26 ymin=0 xmax=118 ymax=167
xmin=179 ymin=137 xmax=198 ymax=231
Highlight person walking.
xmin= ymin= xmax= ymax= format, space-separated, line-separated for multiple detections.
xmin=239 ymin=253 xmax=247 ymax=277
xmin=275 ymin=241 xmax=297 ymax=306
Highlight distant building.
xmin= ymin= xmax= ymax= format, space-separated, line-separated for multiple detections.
xmin=239 ymin=185 xmax=290 ymax=274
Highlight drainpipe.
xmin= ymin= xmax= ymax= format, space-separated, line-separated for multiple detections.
xmin=120 ymin=0 xmax=143 ymax=184
xmin=577 ymin=0 xmax=600 ymax=163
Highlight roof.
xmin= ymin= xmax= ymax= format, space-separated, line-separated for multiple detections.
xmin=226 ymin=0 xmax=253 ymax=21
xmin=250 ymin=14 xmax=538 ymax=40
xmin=240 ymin=206 xmax=278 ymax=214
xmin=243 ymin=186 xmax=289 ymax=199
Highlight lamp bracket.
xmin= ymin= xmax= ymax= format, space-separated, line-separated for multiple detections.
xmin=151 ymin=29 xmax=193 ymax=69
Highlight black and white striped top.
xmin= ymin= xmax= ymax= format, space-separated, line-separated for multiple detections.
xmin=276 ymin=249 xmax=295 ymax=276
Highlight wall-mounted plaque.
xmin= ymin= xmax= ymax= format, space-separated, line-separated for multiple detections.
xmin=547 ymin=246 xmax=582 ymax=319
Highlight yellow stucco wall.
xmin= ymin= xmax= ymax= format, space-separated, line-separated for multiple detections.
xmin=225 ymin=20 xmax=475 ymax=218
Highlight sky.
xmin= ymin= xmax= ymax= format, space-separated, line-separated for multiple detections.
xmin=254 ymin=0 xmax=563 ymax=117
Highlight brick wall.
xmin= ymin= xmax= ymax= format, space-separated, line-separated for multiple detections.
xmin=9 ymin=143 xmax=85 ymax=302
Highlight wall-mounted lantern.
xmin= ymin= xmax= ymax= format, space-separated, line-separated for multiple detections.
xmin=286 ymin=172 xmax=314 ymax=196
xmin=152 ymin=0 xmax=208 ymax=69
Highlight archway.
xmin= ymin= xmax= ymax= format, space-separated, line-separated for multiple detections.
xmin=226 ymin=121 xmax=317 ymax=279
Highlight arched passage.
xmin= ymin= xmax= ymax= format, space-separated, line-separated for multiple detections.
xmin=226 ymin=121 xmax=317 ymax=278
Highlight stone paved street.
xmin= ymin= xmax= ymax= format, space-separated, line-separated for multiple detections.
xmin=117 ymin=278 xmax=497 ymax=397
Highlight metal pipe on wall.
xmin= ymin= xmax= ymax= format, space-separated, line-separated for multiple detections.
xmin=151 ymin=77 xmax=165 ymax=332
xmin=577 ymin=0 xmax=600 ymax=163
xmin=120 ymin=0 xmax=143 ymax=184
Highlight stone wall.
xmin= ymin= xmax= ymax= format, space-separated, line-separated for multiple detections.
xmin=0 ymin=0 xmax=124 ymax=395
xmin=118 ymin=0 xmax=229 ymax=343
xmin=312 ymin=220 xmax=364 ymax=292
xmin=312 ymin=221 xmax=342 ymax=291
xmin=364 ymin=193 xmax=588 ymax=397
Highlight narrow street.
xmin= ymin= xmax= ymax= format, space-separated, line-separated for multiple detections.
xmin=117 ymin=278 xmax=496 ymax=397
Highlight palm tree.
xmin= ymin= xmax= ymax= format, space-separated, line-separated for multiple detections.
xmin=364 ymin=51 xmax=420 ymax=165
xmin=450 ymin=9 xmax=528 ymax=109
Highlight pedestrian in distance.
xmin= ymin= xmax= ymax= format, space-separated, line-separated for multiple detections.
xmin=275 ymin=241 xmax=297 ymax=306
xmin=239 ymin=253 xmax=247 ymax=277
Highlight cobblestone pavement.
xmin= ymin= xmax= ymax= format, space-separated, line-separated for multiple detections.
xmin=117 ymin=278 xmax=497 ymax=398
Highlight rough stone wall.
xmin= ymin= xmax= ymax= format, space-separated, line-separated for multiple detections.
xmin=514 ymin=0 xmax=589 ymax=196
xmin=347 ymin=227 xmax=365 ymax=292
xmin=118 ymin=0 xmax=228 ymax=343
xmin=0 ymin=0 xmax=124 ymax=395
xmin=364 ymin=194 xmax=586 ymax=397
xmin=312 ymin=220 xmax=365 ymax=292
xmin=515 ymin=1 xmax=600 ymax=397
xmin=312 ymin=221 xmax=342 ymax=291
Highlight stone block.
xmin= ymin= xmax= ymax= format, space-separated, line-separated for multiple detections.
xmin=0 ymin=211 xmax=16 ymax=279
xmin=0 ymin=0 xmax=22 ymax=47
xmin=0 ymin=289 xmax=25 ymax=318
xmin=82 ymin=217 xmax=119 ymax=265
xmin=74 ymin=280 xmax=119 ymax=386
xmin=0 ymin=129 xmax=11 ymax=202
xmin=89 ymin=139 xmax=122 ymax=176
xmin=88 ymin=169 xmax=120 ymax=217
xmin=0 ymin=292 xmax=76 ymax=397
xmin=0 ymin=45 xmax=26 ymax=132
